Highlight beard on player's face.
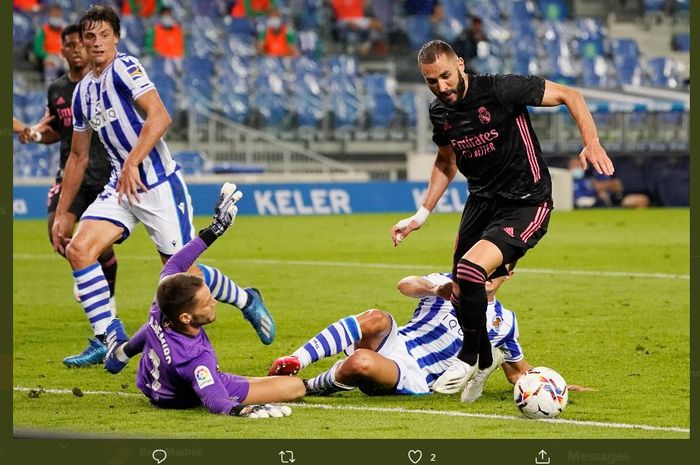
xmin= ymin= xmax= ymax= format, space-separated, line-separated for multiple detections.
xmin=437 ymin=70 xmax=466 ymax=105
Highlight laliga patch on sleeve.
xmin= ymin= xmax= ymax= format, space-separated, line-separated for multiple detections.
xmin=194 ymin=365 xmax=215 ymax=389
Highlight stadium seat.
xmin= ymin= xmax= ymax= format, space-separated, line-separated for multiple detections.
xmin=290 ymin=72 xmax=325 ymax=130
xmin=439 ymin=0 xmax=467 ymax=42
xmin=611 ymin=38 xmax=642 ymax=86
xmin=290 ymin=0 xmax=323 ymax=30
xmin=363 ymin=74 xmax=397 ymax=138
xmin=539 ymin=0 xmax=568 ymax=20
xmin=397 ymin=91 xmax=418 ymax=130
xmin=151 ymin=74 xmax=177 ymax=115
xmin=403 ymin=15 xmax=433 ymax=51
xmin=671 ymin=33 xmax=690 ymax=52
xmin=192 ymin=0 xmax=222 ymax=17
xmin=250 ymin=74 xmax=289 ymax=128
xmin=643 ymin=0 xmax=665 ymax=12
xmin=172 ymin=151 xmax=208 ymax=175
xmin=580 ymin=57 xmax=617 ymax=88
xmin=120 ymin=15 xmax=145 ymax=57
xmin=223 ymin=32 xmax=258 ymax=57
xmin=646 ymin=57 xmax=682 ymax=89
xmin=326 ymin=55 xmax=359 ymax=78
xmin=13 ymin=12 xmax=34 ymax=48
xmin=225 ymin=17 xmax=256 ymax=36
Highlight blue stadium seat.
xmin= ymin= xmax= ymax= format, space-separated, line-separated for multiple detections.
xmin=13 ymin=12 xmax=34 ymax=48
xmin=290 ymin=0 xmax=323 ymax=29
xmin=24 ymin=91 xmax=47 ymax=123
xmin=672 ymin=33 xmax=690 ymax=52
xmin=611 ymin=38 xmax=642 ymax=86
xmin=192 ymin=0 xmax=222 ymax=17
xmin=173 ymin=151 xmax=208 ymax=175
xmin=397 ymin=91 xmax=417 ymax=128
xmin=646 ymin=57 xmax=682 ymax=88
xmin=509 ymin=0 xmax=537 ymax=20
xmin=326 ymin=55 xmax=359 ymax=78
xmin=643 ymin=0 xmax=665 ymax=12
xmin=151 ymin=74 xmax=177 ymax=115
xmin=466 ymin=0 xmax=502 ymax=21
xmin=439 ymin=0 xmax=467 ymax=42
xmin=251 ymin=74 xmax=289 ymax=128
xmin=292 ymin=55 xmax=321 ymax=75
xmin=120 ymin=15 xmax=145 ymax=57
xmin=580 ymin=57 xmax=617 ymax=88
xmin=223 ymin=32 xmax=258 ymax=57
xmin=184 ymin=57 xmax=214 ymax=103
xmin=225 ymin=17 xmax=256 ymax=36
xmin=539 ymin=0 xmax=568 ymax=19
xmin=403 ymin=15 xmax=433 ymax=51
xmin=290 ymin=72 xmax=325 ymax=130
xmin=218 ymin=72 xmax=251 ymax=124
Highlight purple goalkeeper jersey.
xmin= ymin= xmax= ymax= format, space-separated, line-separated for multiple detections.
xmin=136 ymin=237 xmax=250 ymax=414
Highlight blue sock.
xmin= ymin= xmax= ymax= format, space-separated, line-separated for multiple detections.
xmin=73 ymin=263 xmax=113 ymax=337
xmin=293 ymin=316 xmax=362 ymax=368
xmin=196 ymin=264 xmax=249 ymax=309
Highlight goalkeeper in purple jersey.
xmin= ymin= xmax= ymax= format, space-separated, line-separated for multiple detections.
xmin=110 ymin=184 xmax=304 ymax=418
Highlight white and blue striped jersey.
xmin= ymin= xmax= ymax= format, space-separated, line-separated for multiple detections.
xmin=398 ymin=273 xmax=523 ymax=388
xmin=72 ymin=53 xmax=177 ymax=189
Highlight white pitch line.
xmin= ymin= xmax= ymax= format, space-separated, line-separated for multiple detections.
xmin=13 ymin=386 xmax=689 ymax=434
xmin=12 ymin=253 xmax=689 ymax=280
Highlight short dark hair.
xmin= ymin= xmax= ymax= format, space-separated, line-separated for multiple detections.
xmin=61 ymin=24 xmax=80 ymax=42
xmin=156 ymin=273 xmax=205 ymax=324
xmin=79 ymin=5 xmax=121 ymax=38
xmin=417 ymin=40 xmax=457 ymax=64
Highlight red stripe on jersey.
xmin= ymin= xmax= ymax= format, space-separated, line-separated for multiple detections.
xmin=516 ymin=114 xmax=540 ymax=182
xmin=520 ymin=202 xmax=549 ymax=243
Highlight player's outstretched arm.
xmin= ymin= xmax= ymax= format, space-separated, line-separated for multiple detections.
xmin=391 ymin=145 xmax=457 ymax=246
xmin=540 ymin=81 xmax=614 ymax=176
xmin=160 ymin=183 xmax=243 ymax=279
xmin=397 ymin=275 xmax=450 ymax=299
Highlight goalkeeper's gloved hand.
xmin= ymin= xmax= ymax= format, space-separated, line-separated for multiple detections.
xmin=230 ymin=404 xmax=292 ymax=418
xmin=210 ymin=182 xmax=243 ymax=237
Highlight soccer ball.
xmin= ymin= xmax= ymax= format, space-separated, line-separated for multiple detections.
xmin=513 ymin=367 xmax=568 ymax=419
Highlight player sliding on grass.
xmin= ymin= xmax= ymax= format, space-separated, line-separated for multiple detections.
xmin=270 ymin=264 xmax=588 ymax=400
xmin=116 ymin=184 xmax=304 ymax=417
xmin=270 ymin=265 xmax=512 ymax=400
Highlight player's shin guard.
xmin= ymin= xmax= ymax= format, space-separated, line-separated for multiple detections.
xmin=304 ymin=361 xmax=355 ymax=396
xmin=73 ymin=262 xmax=114 ymax=338
xmin=196 ymin=264 xmax=249 ymax=309
xmin=292 ymin=316 xmax=362 ymax=368
xmin=455 ymin=258 xmax=488 ymax=366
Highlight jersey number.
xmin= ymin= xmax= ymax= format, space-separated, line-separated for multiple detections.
xmin=147 ymin=348 xmax=162 ymax=392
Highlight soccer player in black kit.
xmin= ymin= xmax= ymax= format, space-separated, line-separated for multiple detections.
xmin=391 ymin=40 xmax=614 ymax=400
xmin=18 ymin=24 xmax=118 ymax=368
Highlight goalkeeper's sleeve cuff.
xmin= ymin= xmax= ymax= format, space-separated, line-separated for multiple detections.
xmin=198 ymin=227 xmax=218 ymax=247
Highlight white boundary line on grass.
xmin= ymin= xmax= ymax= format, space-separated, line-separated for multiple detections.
xmin=13 ymin=386 xmax=689 ymax=434
xmin=12 ymin=253 xmax=689 ymax=281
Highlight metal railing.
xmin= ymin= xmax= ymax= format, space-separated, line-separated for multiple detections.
xmin=184 ymin=104 xmax=367 ymax=180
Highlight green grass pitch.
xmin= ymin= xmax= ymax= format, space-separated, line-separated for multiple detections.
xmin=12 ymin=208 xmax=689 ymax=439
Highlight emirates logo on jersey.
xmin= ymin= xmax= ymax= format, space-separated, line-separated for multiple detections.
xmin=503 ymin=226 xmax=515 ymax=237
xmin=478 ymin=106 xmax=491 ymax=124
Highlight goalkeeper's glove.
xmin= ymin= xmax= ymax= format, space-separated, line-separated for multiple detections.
xmin=230 ymin=404 xmax=292 ymax=418
xmin=209 ymin=182 xmax=243 ymax=237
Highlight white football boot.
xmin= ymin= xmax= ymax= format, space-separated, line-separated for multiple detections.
xmin=461 ymin=348 xmax=506 ymax=403
xmin=432 ymin=359 xmax=478 ymax=394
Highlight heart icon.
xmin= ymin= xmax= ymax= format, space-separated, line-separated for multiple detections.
xmin=408 ymin=449 xmax=423 ymax=464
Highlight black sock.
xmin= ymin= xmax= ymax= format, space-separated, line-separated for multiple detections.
xmin=98 ymin=249 xmax=118 ymax=297
xmin=455 ymin=259 xmax=488 ymax=366
xmin=477 ymin=324 xmax=493 ymax=369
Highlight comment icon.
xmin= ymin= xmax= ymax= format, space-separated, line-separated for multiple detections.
xmin=152 ymin=449 xmax=168 ymax=464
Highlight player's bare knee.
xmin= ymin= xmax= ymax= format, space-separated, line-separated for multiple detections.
xmin=357 ymin=309 xmax=390 ymax=336
xmin=343 ymin=349 xmax=375 ymax=378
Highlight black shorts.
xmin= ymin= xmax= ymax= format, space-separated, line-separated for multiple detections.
xmin=47 ymin=182 xmax=104 ymax=218
xmin=452 ymin=195 xmax=552 ymax=276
